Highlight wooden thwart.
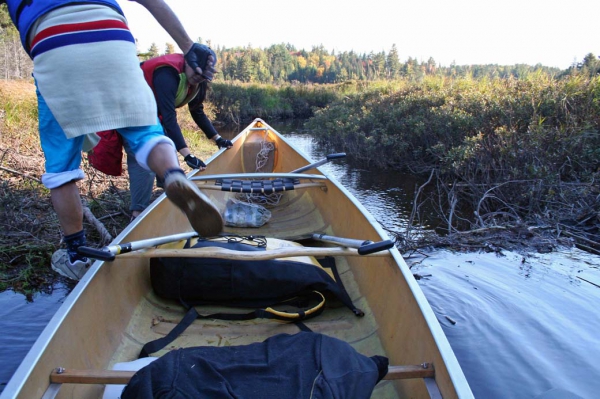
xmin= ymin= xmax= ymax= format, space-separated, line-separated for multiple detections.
xmin=50 ymin=363 xmax=434 ymax=384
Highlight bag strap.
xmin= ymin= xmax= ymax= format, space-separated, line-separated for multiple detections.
xmin=317 ymin=256 xmax=364 ymax=317
xmin=139 ymin=291 xmax=325 ymax=358
xmin=139 ymin=306 xmax=199 ymax=358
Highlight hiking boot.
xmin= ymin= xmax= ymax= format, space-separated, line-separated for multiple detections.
xmin=51 ymin=249 xmax=91 ymax=280
xmin=164 ymin=170 xmax=224 ymax=237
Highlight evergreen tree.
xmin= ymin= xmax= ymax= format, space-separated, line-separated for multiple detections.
xmin=579 ymin=53 xmax=600 ymax=76
xmin=373 ymin=51 xmax=386 ymax=79
xmin=386 ymin=44 xmax=401 ymax=79
xmin=148 ymin=43 xmax=160 ymax=58
xmin=165 ymin=42 xmax=175 ymax=54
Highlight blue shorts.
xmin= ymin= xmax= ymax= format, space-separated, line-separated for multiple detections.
xmin=37 ymin=83 xmax=172 ymax=189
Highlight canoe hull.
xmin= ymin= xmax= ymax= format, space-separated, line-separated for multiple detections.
xmin=2 ymin=119 xmax=472 ymax=399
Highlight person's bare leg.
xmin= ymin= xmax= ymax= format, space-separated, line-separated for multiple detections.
xmin=50 ymin=181 xmax=83 ymax=236
xmin=146 ymin=142 xmax=179 ymax=179
xmin=49 ymin=181 xmax=92 ymax=279
xmin=146 ymin=142 xmax=223 ymax=236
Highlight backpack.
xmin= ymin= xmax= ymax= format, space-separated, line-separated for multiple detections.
xmin=141 ymin=236 xmax=363 ymax=357
xmin=122 ymin=332 xmax=389 ymax=399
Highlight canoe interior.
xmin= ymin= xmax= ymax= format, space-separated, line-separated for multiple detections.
xmin=7 ymin=119 xmax=469 ymax=399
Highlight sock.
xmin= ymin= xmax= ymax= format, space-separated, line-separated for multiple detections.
xmin=164 ymin=168 xmax=185 ymax=178
xmin=64 ymin=230 xmax=87 ymax=263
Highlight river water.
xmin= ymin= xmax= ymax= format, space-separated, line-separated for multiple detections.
xmin=1 ymin=121 xmax=599 ymax=398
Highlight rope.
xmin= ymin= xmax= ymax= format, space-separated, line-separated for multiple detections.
xmin=255 ymin=139 xmax=275 ymax=173
xmin=236 ymin=191 xmax=283 ymax=207
xmin=237 ymin=131 xmax=282 ymax=206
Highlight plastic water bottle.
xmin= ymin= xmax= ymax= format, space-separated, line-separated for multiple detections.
xmin=223 ymin=199 xmax=271 ymax=227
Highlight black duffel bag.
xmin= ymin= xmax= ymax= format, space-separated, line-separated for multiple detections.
xmin=141 ymin=237 xmax=363 ymax=358
xmin=123 ymin=332 xmax=389 ymax=399
xmin=150 ymin=236 xmax=363 ymax=318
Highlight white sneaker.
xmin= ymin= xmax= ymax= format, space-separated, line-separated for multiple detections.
xmin=51 ymin=249 xmax=91 ymax=280
xmin=164 ymin=171 xmax=224 ymax=237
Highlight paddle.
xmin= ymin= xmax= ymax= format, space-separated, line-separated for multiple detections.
xmin=312 ymin=233 xmax=395 ymax=255
xmin=290 ymin=153 xmax=346 ymax=174
xmin=78 ymin=233 xmax=393 ymax=261
xmin=78 ymin=232 xmax=198 ymax=262
xmin=110 ymin=245 xmax=392 ymax=261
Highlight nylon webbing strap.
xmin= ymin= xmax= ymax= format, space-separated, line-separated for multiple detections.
xmin=217 ymin=178 xmax=296 ymax=193
xmin=317 ymin=256 xmax=364 ymax=317
xmin=139 ymin=306 xmax=199 ymax=358
xmin=138 ymin=292 xmax=326 ymax=358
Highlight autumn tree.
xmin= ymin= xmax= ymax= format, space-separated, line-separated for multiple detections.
xmin=148 ymin=43 xmax=160 ymax=58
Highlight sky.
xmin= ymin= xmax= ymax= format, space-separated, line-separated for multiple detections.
xmin=117 ymin=0 xmax=600 ymax=70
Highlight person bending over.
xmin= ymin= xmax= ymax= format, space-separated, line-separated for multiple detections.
xmin=4 ymin=0 xmax=224 ymax=280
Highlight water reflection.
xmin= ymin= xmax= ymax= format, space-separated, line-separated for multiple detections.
xmin=0 ymin=288 xmax=69 ymax=392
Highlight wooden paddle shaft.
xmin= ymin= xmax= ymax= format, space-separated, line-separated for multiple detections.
xmin=49 ymin=363 xmax=434 ymax=384
xmin=312 ymin=233 xmax=373 ymax=248
xmin=117 ymin=246 xmax=392 ymax=260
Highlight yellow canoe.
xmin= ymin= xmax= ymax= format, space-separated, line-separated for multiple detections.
xmin=1 ymin=119 xmax=473 ymax=398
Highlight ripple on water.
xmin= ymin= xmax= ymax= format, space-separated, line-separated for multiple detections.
xmin=412 ymin=248 xmax=600 ymax=399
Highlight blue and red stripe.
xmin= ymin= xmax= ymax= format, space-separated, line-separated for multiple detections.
xmin=30 ymin=19 xmax=134 ymax=58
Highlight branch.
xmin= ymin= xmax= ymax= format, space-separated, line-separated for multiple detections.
xmin=0 ymin=165 xmax=41 ymax=183
xmin=407 ymin=168 xmax=435 ymax=238
xmin=82 ymin=201 xmax=113 ymax=245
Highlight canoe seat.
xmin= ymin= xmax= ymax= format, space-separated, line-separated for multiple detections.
xmin=195 ymin=176 xmax=327 ymax=193
xmin=217 ymin=178 xmax=296 ymax=194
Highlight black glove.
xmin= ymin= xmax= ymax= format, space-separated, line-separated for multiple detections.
xmin=184 ymin=154 xmax=206 ymax=169
xmin=216 ymin=137 xmax=233 ymax=149
xmin=184 ymin=43 xmax=216 ymax=81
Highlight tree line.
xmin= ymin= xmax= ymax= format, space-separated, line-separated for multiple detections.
xmin=3 ymin=4 xmax=598 ymax=84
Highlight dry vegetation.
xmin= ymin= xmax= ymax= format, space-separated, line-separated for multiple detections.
xmin=0 ymin=80 xmax=218 ymax=296
xmin=2 ymin=76 xmax=599 ymax=296
xmin=309 ymin=76 xmax=600 ymax=258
